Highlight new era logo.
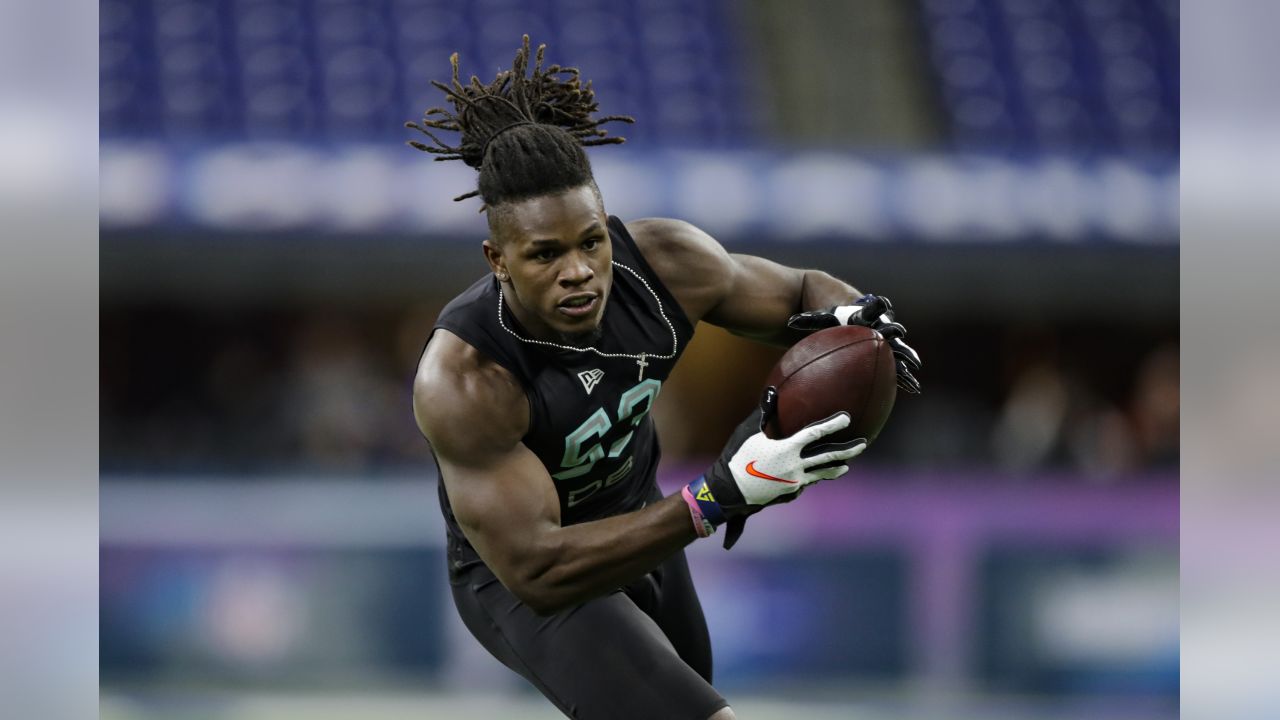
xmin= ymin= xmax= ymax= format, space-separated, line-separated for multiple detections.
xmin=577 ymin=369 xmax=605 ymax=394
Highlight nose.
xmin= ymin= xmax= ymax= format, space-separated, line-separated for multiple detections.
xmin=558 ymin=252 xmax=594 ymax=287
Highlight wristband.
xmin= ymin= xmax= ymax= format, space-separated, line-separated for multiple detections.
xmin=682 ymin=475 xmax=726 ymax=539
xmin=681 ymin=485 xmax=716 ymax=537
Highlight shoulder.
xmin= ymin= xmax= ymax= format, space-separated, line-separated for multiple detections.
xmin=623 ymin=217 xmax=735 ymax=323
xmin=413 ymin=329 xmax=530 ymax=466
xmin=625 ymin=217 xmax=725 ymax=264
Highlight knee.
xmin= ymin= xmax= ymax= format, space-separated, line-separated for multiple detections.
xmin=708 ymin=707 xmax=737 ymax=720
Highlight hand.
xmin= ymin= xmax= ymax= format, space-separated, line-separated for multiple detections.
xmin=684 ymin=387 xmax=867 ymax=549
xmin=788 ymin=294 xmax=923 ymax=394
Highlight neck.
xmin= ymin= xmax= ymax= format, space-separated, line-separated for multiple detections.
xmin=556 ymin=326 xmax=605 ymax=347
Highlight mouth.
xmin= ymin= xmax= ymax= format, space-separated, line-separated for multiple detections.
xmin=556 ymin=292 xmax=600 ymax=319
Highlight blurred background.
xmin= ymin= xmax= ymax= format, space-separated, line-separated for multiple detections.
xmin=99 ymin=0 xmax=1178 ymax=718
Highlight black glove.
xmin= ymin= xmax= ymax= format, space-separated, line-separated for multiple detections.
xmin=788 ymin=294 xmax=923 ymax=394
xmin=684 ymin=388 xmax=866 ymax=550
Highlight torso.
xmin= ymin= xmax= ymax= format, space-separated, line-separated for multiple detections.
xmin=430 ymin=217 xmax=696 ymax=556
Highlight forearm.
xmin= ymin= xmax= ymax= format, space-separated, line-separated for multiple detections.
xmin=521 ymin=493 xmax=699 ymax=613
xmin=799 ymin=269 xmax=861 ymax=312
xmin=763 ymin=269 xmax=862 ymax=346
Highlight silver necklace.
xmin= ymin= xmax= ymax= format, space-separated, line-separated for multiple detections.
xmin=496 ymin=261 xmax=679 ymax=381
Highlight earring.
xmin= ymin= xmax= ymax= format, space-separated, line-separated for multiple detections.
xmin=496 ymin=272 xmax=508 ymax=282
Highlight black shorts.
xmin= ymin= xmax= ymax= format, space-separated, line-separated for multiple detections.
xmin=449 ymin=542 xmax=726 ymax=720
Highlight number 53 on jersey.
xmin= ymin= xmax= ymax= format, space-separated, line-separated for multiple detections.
xmin=554 ymin=379 xmax=661 ymax=507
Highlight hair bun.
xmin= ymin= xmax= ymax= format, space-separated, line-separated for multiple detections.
xmin=406 ymin=35 xmax=635 ymax=202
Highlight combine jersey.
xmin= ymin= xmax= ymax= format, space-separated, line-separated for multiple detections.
xmin=432 ymin=216 xmax=695 ymax=564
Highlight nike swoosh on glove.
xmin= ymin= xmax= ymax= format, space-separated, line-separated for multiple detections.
xmin=688 ymin=387 xmax=867 ymax=549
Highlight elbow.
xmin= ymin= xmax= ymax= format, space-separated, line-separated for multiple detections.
xmin=508 ymin=575 xmax=571 ymax=616
xmin=514 ymin=586 xmax=565 ymax=616
xmin=502 ymin=544 xmax=574 ymax=616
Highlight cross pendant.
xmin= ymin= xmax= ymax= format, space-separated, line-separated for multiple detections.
xmin=636 ymin=353 xmax=649 ymax=381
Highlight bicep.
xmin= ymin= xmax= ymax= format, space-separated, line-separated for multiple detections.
xmin=435 ymin=442 xmax=562 ymax=586
xmin=703 ymin=253 xmax=805 ymax=342
xmin=629 ymin=218 xmax=804 ymax=337
xmin=413 ymin=337 xmax=558 ymax=588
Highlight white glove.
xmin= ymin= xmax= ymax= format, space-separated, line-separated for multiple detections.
xmin=726 ymin=412 xmax=866 ymax=505
xmin=683 ymin=392 xmax=868 ymax=549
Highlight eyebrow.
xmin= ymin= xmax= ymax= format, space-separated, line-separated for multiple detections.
xmin=528 ymin=222 xmax=603 ymax=247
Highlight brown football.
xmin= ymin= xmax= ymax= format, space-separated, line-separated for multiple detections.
xmin=763 ymin=325 xmax=897 ymax=444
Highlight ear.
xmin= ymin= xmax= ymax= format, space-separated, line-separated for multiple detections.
xmin=482 ymin=239 xmax=507 ymax=281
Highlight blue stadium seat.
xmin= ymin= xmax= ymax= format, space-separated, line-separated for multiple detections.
xmin=100 ymin=0 xmax=758 ymax=146
xmin=919 ymin=0 xmax=1177 ymax=156
xmin=242 ymin=43 xmax=318 ymax=136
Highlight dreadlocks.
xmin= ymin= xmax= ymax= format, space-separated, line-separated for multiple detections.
xmin=406 ymin=35 xmax=634 ymax=210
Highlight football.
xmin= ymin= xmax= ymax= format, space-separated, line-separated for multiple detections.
xmin=763 ymin=325 xmax=898 ymax=444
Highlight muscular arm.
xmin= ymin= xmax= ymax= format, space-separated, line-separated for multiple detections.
xmin=627 ymin=218 xmax=861 ymax=345
xmin=415 ymin=330 xmax=698 ymax=615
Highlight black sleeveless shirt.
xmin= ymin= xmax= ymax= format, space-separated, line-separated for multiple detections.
xmin=431 ymin=216 xmax=696 ymax=563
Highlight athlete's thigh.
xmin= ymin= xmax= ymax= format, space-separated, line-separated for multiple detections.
xmin=649 ymin=548 xmax=714 ymax=683
xmin=455 ymin=569 xmax=726 ymax=720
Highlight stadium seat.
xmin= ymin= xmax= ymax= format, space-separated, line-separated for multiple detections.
xmin=100 ymin=0 xmax=758 ymax=146
xmin=919 ymin=0 xmax=1177 ymax=156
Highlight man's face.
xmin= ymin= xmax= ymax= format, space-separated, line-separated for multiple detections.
xmin=484 ymin=184 xmax=613 ymax=344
